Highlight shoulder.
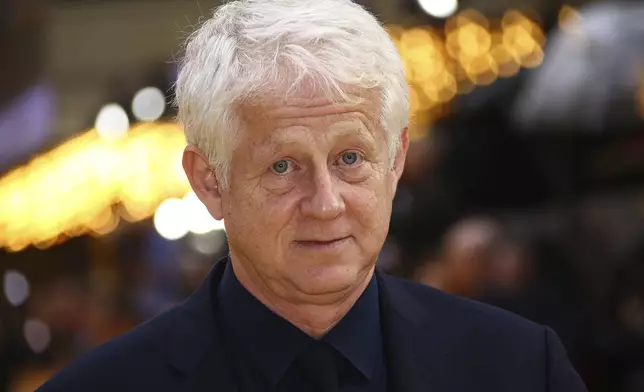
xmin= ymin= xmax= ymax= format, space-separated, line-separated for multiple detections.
xmin=37 ymin=305 xmax=184 ymax=391
xmin=381 ymin=273 xmax=545 ymax=345
xmin=380 ymin=274 xmax=587 ymax=390
xmin=382 ymin=274 xmax=552 ymax=384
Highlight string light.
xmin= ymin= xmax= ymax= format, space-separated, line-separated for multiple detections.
xmin=399 ymin=9 xmax=546 ymax=138
xmin=0 ymin=9 xmax=550 ymax=251
xmin=0 ymin=123 xmax=190 ymax=252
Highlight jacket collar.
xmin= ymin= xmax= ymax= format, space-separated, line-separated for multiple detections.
xmin=376 ymin=270 xmax=454 ymax=392
xmin=165 ymin=260 xmax=446 ymax=391
xmin=165 ymin=259 xmax=238 ymax=391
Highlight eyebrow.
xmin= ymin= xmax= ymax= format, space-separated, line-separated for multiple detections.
xmin=252 ymin=124 xmax=378 ymax=164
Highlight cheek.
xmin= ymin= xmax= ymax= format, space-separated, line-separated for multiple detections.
xmin=225 ymin=187 xmax=297 ymax=241
xmin=346 ymin=181 xmax=392 ymax=237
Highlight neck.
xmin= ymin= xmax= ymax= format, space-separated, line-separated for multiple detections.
xmin=229 ymin=255 xmax=374 ymax=338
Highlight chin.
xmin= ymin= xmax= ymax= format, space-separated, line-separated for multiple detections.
xmin=290 ymin=261 xmax=371 ymax=295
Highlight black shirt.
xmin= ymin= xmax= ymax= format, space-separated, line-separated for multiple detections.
xmin=217 ymin=261 xmax=388 ymax=392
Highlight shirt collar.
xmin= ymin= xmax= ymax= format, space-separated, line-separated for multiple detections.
xmin=324 ymin=271 xmax=382 ymax=379
xmin=217 ymin=260 xmax=382 ymax=385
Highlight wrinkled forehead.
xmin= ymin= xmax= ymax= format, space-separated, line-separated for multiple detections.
xmin=238 ymin=86 xmax=382 ymax=129
xmin=232 ymin=90 xmax=385 ymax=164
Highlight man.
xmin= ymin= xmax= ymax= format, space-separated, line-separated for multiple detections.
xmin=39 ymin=0 xmax=588 ymax=391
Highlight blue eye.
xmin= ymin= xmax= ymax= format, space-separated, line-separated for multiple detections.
xmin=340 ymin=152 xmax=360 ymax=165
xmin=272 ymin=160 xmax=291 ymax=174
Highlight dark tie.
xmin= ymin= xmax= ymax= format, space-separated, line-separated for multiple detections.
xmin=295 ymin=341 xmax=340 ymax=392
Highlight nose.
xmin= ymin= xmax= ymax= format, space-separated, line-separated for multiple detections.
xmin=300 ymin=167 xmax=345 ymax=220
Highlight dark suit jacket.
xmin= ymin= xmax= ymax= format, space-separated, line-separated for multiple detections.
xmin=38 ymin=260 xmax=587 ymax=391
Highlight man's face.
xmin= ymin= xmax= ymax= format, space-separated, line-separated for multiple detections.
xmin=211 ymin=93 xmax=407 ymax=298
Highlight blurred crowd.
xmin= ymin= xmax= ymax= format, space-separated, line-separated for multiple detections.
xmin=2 ymin=0 xmax=644 ymax=391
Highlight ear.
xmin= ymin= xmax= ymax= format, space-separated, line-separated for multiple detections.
xmin=182 ymin=145 xmax=224 ymax=220
xmin=390 ymin=127 xmax=410 ymax=194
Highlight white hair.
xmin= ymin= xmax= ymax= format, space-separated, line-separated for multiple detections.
xmin=175 ymin=0 xmax=409 ymax=189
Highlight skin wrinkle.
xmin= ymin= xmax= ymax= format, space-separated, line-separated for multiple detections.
xmin=183 ymin=90 xmax=408 ymax=337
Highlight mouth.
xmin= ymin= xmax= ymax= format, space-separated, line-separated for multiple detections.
xmin=294 ymin=236 xmax=352 ymax=249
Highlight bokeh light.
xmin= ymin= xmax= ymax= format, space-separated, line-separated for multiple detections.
xmin=154 ymin=198 xmax=190 ymax=240
xmin=0 ymin=123 xmax=190 ymax=251
xmin=0 ymin=10 xmax=549 ymax=251
xmin=95 ymin=104 xmax=129 ymax=141
xmin=24 ymin=319 xmax=51 ymax=354
xmin=418 ymin=0 xmax=459 ymax=19
xmin=3 ymin=270 xmax=30 ymax=307
xmin=132 ymin=87 xmax=166 ymax=122
xmin=183 ymin=192 xmax=226 ymax=235
xmin=558 ymin=5 xmax=582 ymax=31
xmin=189 ymin=231 xmax=227 ymax=255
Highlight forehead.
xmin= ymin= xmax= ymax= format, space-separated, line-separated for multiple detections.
xmin=238 ymin=89 xmax=382 ymax=141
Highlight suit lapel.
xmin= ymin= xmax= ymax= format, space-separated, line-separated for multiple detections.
xmin=166 ymin=263 xmax=454 ymax=391
xmin=165 ymin=260 xmax=239 ymax=392
xmin=377 ymin=271 xmax=451 ymax=392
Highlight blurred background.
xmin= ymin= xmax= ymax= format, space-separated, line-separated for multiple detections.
xmin=1 ymin=0 xmax=644 ymax=390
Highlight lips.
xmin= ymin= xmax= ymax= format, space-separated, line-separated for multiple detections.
xmin=296 ymin=236 xmax=350 ymax=245
xmin=295 ymin=236 xmax=352 ymax=246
